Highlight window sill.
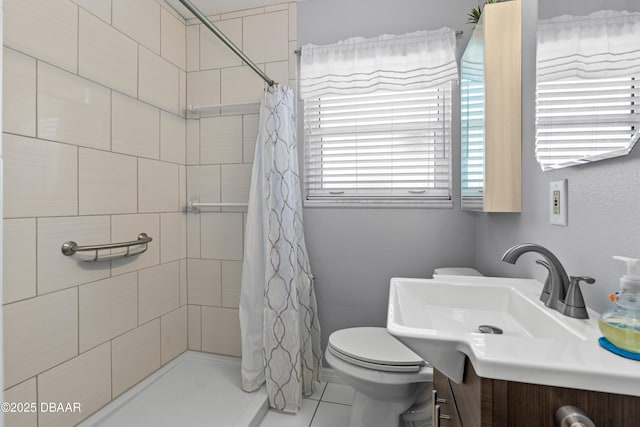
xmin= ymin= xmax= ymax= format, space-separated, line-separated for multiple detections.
xmin=303 ymin=199 xmax=453 ymax=209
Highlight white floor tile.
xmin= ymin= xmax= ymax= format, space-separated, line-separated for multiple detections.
xmin=307 ymin=381 xmax=327 ymax=401
xmin=321 ymin=383 xmax=355 ymax=405
xmin=311 ymin=402 xmax=352 ymax=427
xmin=259 ymin=398 xmax=319 ymax=427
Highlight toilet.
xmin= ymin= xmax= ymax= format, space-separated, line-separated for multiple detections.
xmin=326 ymin=268 xmax=484 ymax=427
xmin=325 ymin=327 xmax=433 ymax=427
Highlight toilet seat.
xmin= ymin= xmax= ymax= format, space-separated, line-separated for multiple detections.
xmin=328 ymin=327 xmax=426 ymax=373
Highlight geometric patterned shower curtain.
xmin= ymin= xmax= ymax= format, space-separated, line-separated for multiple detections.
xmin=239 ymin=85 xmax=322 ymax=413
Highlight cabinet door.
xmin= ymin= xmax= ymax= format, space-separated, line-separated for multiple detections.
xmin=433 ymin=369 xmax=462 ymax=427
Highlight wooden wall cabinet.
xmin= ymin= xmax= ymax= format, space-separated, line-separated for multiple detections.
xmin=433 ymin=360 xmax=640 ymax=427
xmin=461 ymin=0 xmax=521 ymax=212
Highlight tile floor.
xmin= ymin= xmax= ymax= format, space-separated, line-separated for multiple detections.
xmin=258 ymin=382 xmax=356 ymax=427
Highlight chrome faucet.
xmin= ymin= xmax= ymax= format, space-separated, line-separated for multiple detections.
xmin=501 ymin=243 xmax=594 ymax=319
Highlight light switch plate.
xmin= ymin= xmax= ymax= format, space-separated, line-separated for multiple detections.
xmin=550 ymin=179 xmax=568 ymax=226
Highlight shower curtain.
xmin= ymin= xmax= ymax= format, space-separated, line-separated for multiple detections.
xmin=239 ymin=85 xmax=321 ymax=413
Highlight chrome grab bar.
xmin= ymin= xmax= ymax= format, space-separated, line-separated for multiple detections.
xmin=61 ymin=233 xmax=152 ymax=262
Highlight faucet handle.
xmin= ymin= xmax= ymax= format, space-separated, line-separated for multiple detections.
xmin=535 ymin=259 xmax=552 ymax=303
xmin=564 ymin=276 xmax=595 ymax=319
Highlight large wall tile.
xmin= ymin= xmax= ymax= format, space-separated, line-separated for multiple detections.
xmin=79 ymin=148 xmax=137 ymax=215
xmin=3 ymin=47 xmax=36 ymax=137
xmin=180 ymin=70 xmax=188 ymax=117
xmin=4 ymin=289 xmax=78 ymax=388
xmin=79 ymin=272 xmax=138 ymax=352
xmin=200 ymin=116 xmax=243 ymax=164
xmin=139 ymin=47 xmax=180 ymax=115
xmin=200 ymin=213 xmax=244 ymax=260
xmin=187 ymin=165 xmax=221 ymax=206
xmin=222 ymin=260 xmax=242 ymax=309
xmin=79 ymin=10 xmax=137 ymax=98
xmin=187 ymin=69 xmax=220 ymax=108
xmin=112 ymin=0 xmax=160 ymax=54
xmin=161 ymin=306 xmax=187 ymax=365
xmin=186 ymin=25 xmax=200 ymax=72
xmin=186 ymin=214 xmax=201 ymax=258
xmin=265 ymin=60 xmax=290 ymax=84
xmin=161 ymin=213 xmax=187 ymax=263
xmin=139 ymin=159 xmax=180 ymax=212
xmin=186 ymin=119 xmax=200 ymax=165
xmin=111 ymin=214 xmax=160 ymax=275
xmin=201 ymin=306 xmax=241 ymax=356
xmin=37 ymin=216 xmax=111 ymax=295
xmin=180 ymin=259 xmax=187 ymax=306
xmin=38 ymin=343 xmax=111 ymax=427
xmin=3 ymin=134 xmax=77 ymax=218
xmin=112 ymin=93 xmax=160 ymax=159
xmin=73 ymin=0 xmax=111 ymax=24
xmin=179 ymin=165 xmax=188 ymax=210
xmin=221 ymin=66 xmax=265 ymax=104
xmin=139 ymin=262 xmax=180 ymax=324
xmin=160 ymin=111 xmax=186 ymax=164
xmin=38 ymin=62 xmax=111 ymax=150
xmin=4 ymin=378 xmax=37 ymax=427
xmin=187 ymin=305 xmax=202 ymax=351
xmin=243 ymin=114 xmax=260 ymax=163
xmin=187 ymin=259 xmax=221 ymax=306
xmin=200 ymin=19 xmax=242 ymax=70
xmin=112 ymin=320 xmax=161 ymax=398
xmin=221 ymin=164 xmax=252 ymax=204
xmin=288 ymin=2 xmax=297 ymax=41
xmin=4 ymin=0 xmax=78 ymax=73
xmin=242 ymin=11 xmax=288 ymax=64
xmin=222 ymin=7 xmax=264 ymax=20
xmin=3 ymin=219 xmax=36 ymax=304
xmin=161 ymin=7 xmax=186 ymax=70
xmin=289 ymin=41 xmax=298 ymax=80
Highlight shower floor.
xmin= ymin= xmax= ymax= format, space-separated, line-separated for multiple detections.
xmin=79 ymin=352 xmax=268 ymax=427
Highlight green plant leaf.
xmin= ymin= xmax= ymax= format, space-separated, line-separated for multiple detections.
xmin=467 ymin=0 xmax=503 ymax=25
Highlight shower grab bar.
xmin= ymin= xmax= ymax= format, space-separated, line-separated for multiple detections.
xmin=61 ymin=233 xmax=152 ymax=262
xmin=178 ymin=0 xmax=276 ymax=87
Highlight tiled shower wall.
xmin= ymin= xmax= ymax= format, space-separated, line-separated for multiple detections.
xmin=2 ymin=0 xmax=188 ymax=425
xmin=184 ymin=3 xmax=297 ymax=356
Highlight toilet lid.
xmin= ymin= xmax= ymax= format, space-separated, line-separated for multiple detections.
xmin=328 ymin=327 xmax=425 ymax=368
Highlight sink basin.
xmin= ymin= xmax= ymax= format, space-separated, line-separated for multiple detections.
xmin=387 ymin=276 xmax=591 ymax=383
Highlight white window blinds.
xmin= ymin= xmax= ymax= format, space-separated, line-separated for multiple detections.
xmin=300 ymin=28 xmax=458 ymax=205
xmin=536 ymin=11 xmax=640 ymax=170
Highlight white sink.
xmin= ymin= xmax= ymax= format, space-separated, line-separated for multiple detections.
xmin=387 ymin=276 xmax=598 ymax=385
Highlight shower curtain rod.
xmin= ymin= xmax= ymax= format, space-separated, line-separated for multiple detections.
xmin=178 ymin=0 xmax=276 ymax=86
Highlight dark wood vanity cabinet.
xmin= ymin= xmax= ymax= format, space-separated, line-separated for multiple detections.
xmin=433 ymin=360 xmax=640 ymax=427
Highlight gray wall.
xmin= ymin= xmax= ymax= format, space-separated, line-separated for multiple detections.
xmin=298 ymin=0 xmax=479 ymax=350
xmin=476 ymin=0 xmax=640 ymax=314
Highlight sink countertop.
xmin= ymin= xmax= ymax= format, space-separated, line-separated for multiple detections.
xmin=387 ymin=275 xmax=640 ymax=397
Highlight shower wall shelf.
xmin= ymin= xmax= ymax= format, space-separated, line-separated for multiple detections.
xmin=61 ymin=233 xmax=152 ymax=262
xmin=188 ymin=100 xmax=261 ymax=111
xmin=188 ymin=100 xmax=261 ymax=114
xmin=190 ymin=199 xmax=249 ymax=212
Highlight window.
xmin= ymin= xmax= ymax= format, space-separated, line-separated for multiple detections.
xmin=299 ymin=28 xmax=458 ymax=206
xmin=304 ymin=85 xmax=452 ymax=204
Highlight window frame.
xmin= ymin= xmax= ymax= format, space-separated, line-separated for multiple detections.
xmin=302 ymin=83 xmax=454 ymax=209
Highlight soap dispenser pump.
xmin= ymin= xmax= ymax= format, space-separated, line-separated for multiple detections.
xmin=598 ymin=256 xmax=640 ymax=357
